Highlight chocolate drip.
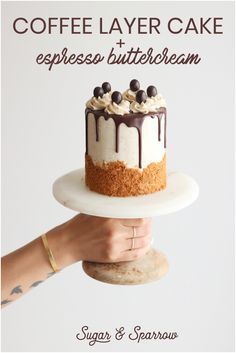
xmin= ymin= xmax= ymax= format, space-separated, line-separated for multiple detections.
xmin=137 ymin=127 xmax=142 ymax=168
xmin=157 ymin=115 xmax=162 ymax=141
xmin=85 ymin=108 xmax=167 ymax=169
xmin=85 ymin=113 xmax=88 ymax=155
xmin=115 ymin=123 xmax=120 ymax=153
xmin=164 ymin=114 xmax=167 ymax=148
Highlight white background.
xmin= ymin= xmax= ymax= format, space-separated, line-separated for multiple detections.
xmin=1 ymin=1 xmax=235 ymax=352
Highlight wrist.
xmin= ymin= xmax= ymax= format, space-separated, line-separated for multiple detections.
xmin=46 ymin=224 xmax=82 ymax=270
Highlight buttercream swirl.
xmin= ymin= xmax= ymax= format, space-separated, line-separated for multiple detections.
xmin=146 ymin=94 xmax=166 ymax=111
xmin=130 ymin=101 xmax=150 ymax=114
xmin=105 ymin=100 xmax=130 ymax=115
xmin=122 ymin=89 xmax=136 ymax=102
xmin=86 ymin=92 xmax=111 ymax=110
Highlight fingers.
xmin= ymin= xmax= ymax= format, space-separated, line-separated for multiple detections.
xmin=122 ymin=234 xmax=151 ymax=252
xmin=103 ymin=232 xmax=151 ymax=262
xmin=118 ymin=218 xmax=152 ymax=238
xmin=120 ymin=218 xmax=152 ymax=227
xmin=116 ymin=223 xmax=151 ymax=238
xmin=118 ymin=244 xmax=151 ymax=262
xmin=105 ymin=218 xmax=152 ymax=260
xmin=78 ymin=216 xmax=153 ymax=264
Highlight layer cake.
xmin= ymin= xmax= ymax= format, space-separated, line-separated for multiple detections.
xmin=85 ymin=79 xmax=167 ymax=197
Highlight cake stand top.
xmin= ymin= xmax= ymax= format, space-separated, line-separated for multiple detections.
xmin=52 ymin=169 xmax=199 ymax=218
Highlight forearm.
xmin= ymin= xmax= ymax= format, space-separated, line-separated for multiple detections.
xmin=1 ymin=214 xmax=151 ymax=308
xmin=1 ymin=228 xmax=79 ymax=307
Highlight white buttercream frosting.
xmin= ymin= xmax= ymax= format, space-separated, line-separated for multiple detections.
xmin=122 ymin=89 xmax=136 ymax=102
xmin=86 ymin=92 xmax=111 ymax=110
xmin=130 ymin=101 xmax=150 ymax=114
xmin=86 ymin=88 xmax=166 ymax=115
xmin=105 ymin=100 xmax=130 ymax=115
xmin=146 ymin=94 xmax=166 ymax=111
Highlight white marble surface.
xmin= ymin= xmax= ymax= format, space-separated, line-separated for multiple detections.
xmin=52 ymin=169 xmax=199 ymax=218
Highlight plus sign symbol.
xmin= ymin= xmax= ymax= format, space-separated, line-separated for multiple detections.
xmin=116 ymin=39 xmax=125 ymax=48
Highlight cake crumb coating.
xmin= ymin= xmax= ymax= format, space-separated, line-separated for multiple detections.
xmin=85 ymin=154 xmax=166 ymax=197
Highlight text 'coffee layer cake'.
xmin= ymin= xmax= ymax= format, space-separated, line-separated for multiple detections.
xmin=85 ymin=79 xmax=167 ymax=197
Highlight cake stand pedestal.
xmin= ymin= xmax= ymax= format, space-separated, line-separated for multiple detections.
xmin=53 ymin=169 xmax=199 ymax=285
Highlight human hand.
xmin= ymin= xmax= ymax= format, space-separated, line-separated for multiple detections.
xmin=47 ymin=214 xmax=152 ymax=269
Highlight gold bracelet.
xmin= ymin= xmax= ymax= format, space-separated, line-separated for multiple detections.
xmin=41 ymin=233 xmax=60 ymax=273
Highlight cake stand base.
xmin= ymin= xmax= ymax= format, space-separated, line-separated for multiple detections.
xmin=82 ymin=248 xmax=168 ymax=285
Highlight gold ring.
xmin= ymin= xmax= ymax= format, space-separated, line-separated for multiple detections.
xmin=130 ymin=226 xmax=136 ymax=250
xmin=130 ymin=237 xmax=135 ymax=251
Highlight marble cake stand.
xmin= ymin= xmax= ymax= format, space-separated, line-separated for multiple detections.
xmin=53 ymin=169 xmax=199 ymax=285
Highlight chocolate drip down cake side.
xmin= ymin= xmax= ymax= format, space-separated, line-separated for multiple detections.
xmin=85 ymin=79 xmax=167 ymax=197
